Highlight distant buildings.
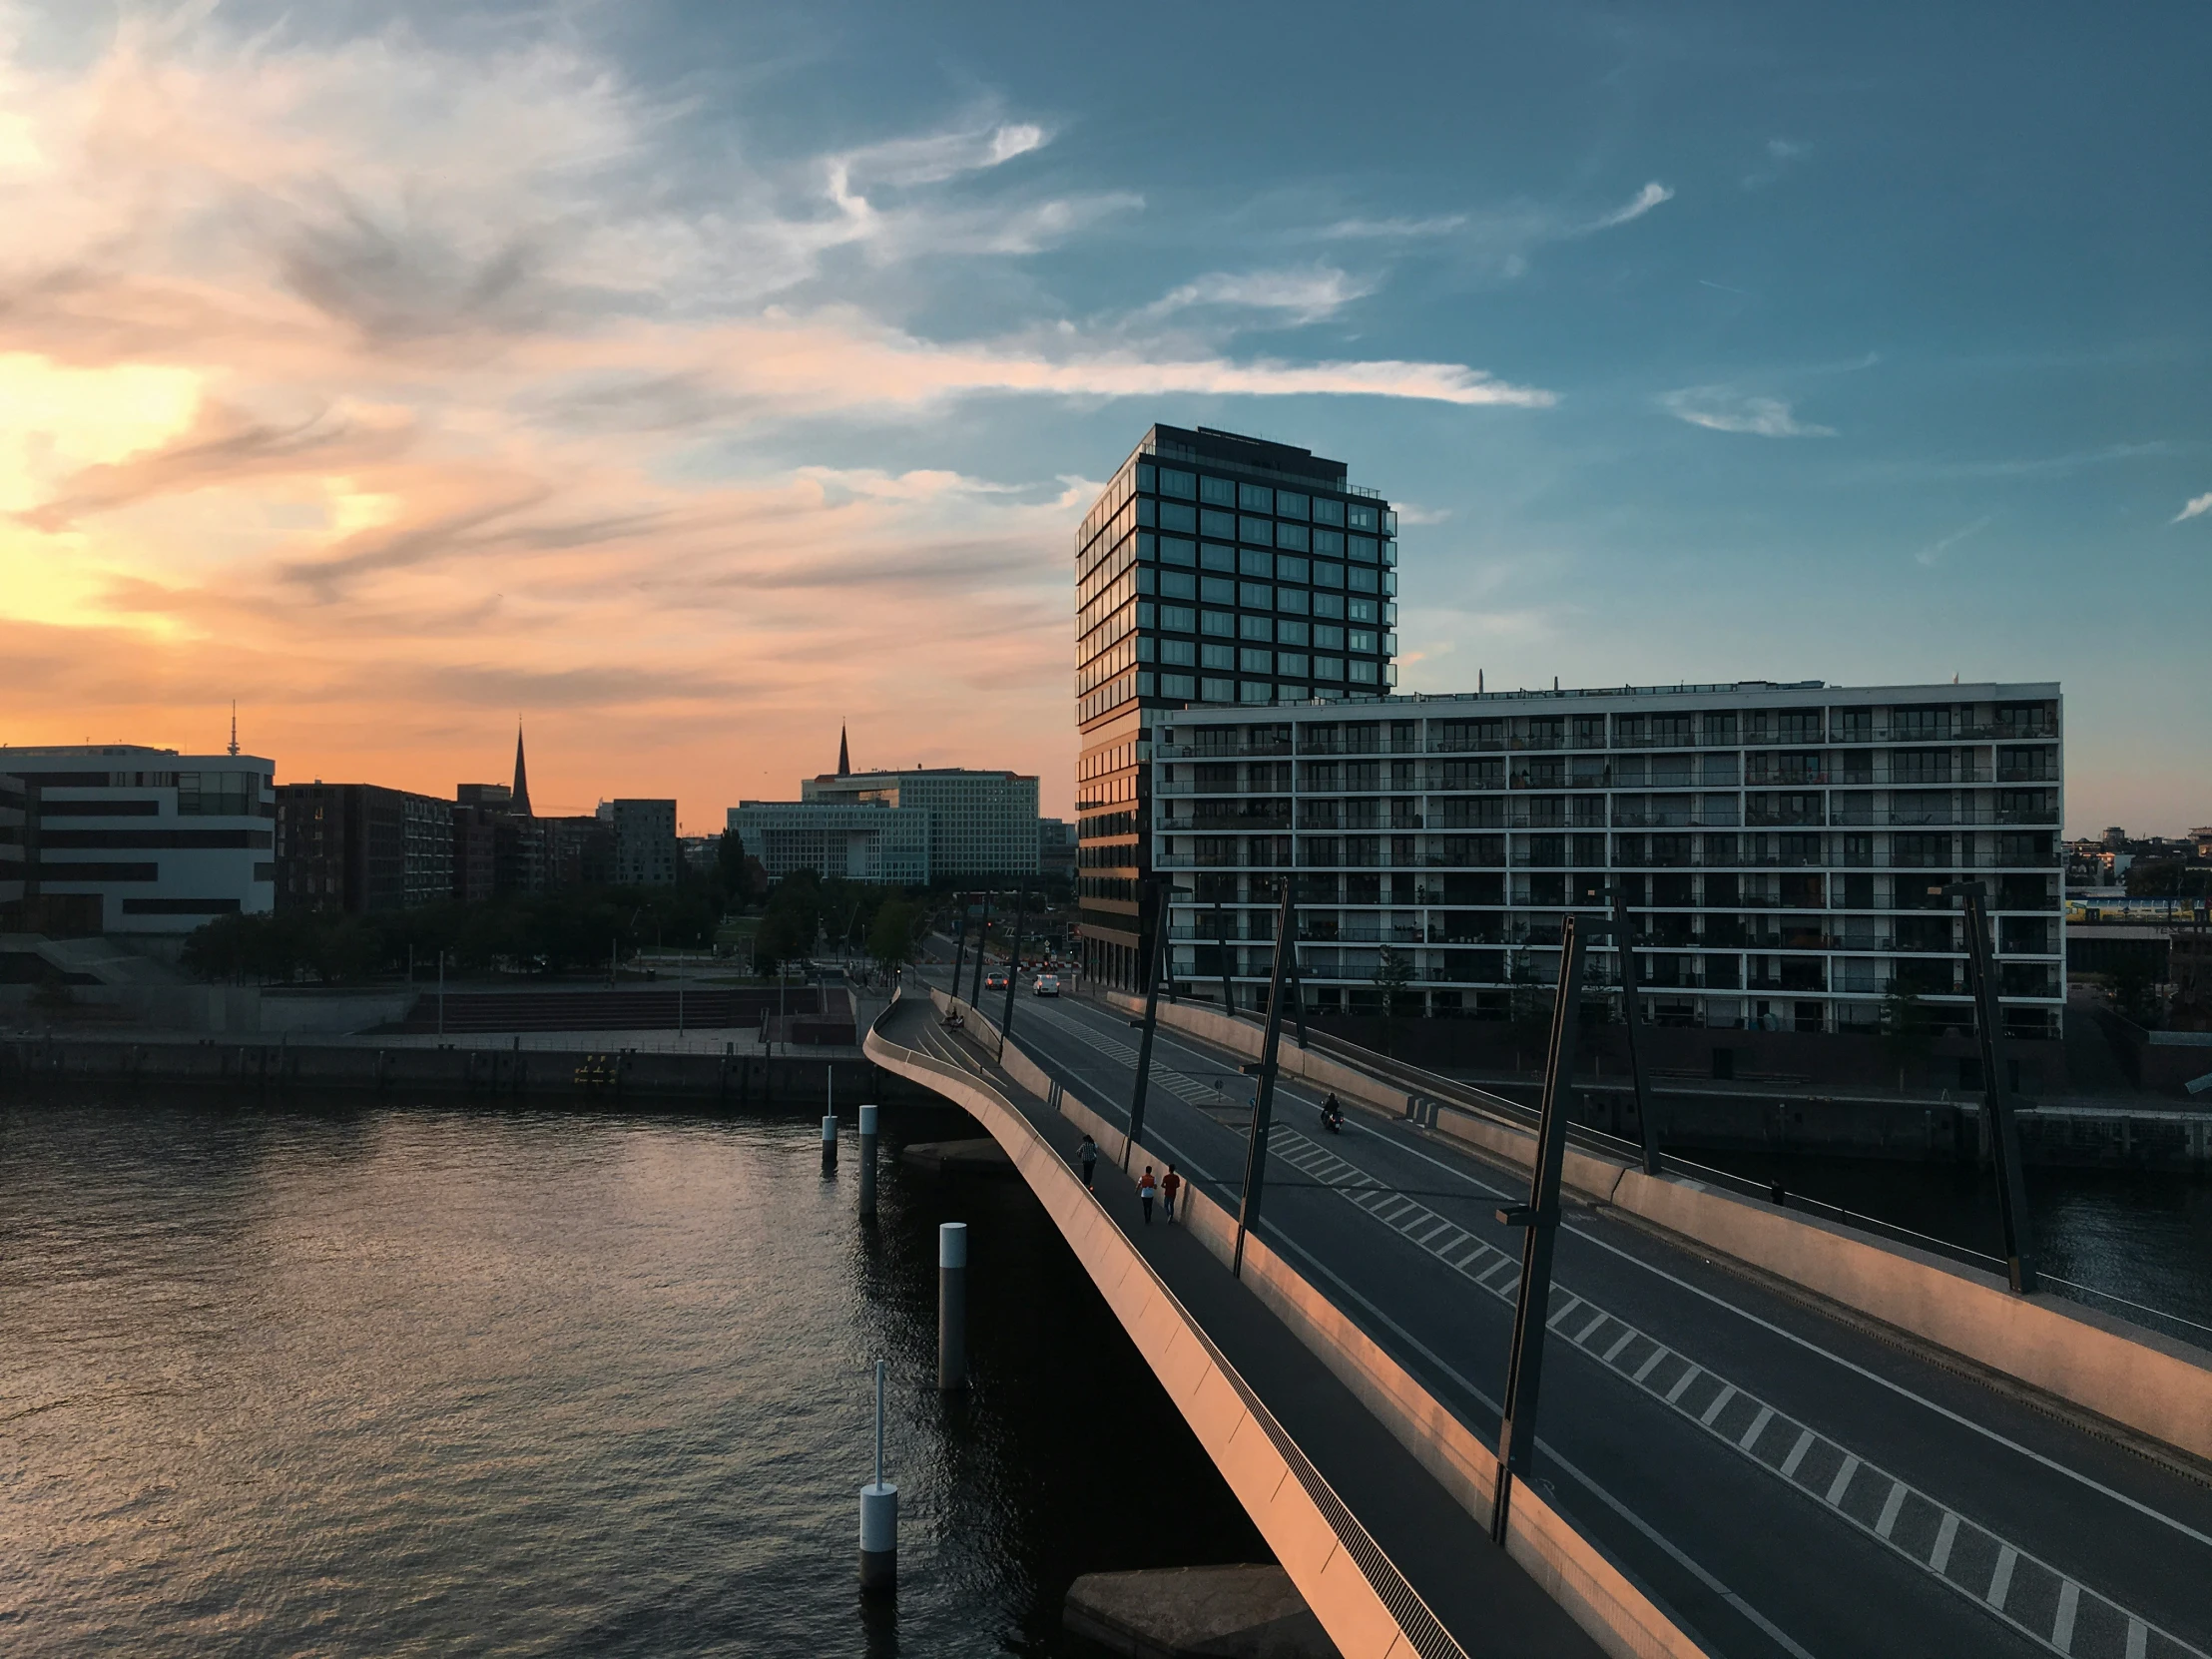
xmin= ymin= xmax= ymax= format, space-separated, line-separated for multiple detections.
xmin=1039 ymin=817 xmax=1077 ymax=880
xmin=275 ymin=783 xmax=453 ymax=912
xmin=730 ymin=799 xmax=930 ymax=884
xmin=604 ymin=798 xmax=679 ymax=885
xmin=0 ymin=745 xmax=276 ymax=935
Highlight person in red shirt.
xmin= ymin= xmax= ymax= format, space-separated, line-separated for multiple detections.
xmin=1161 ymin=1165 xmax=1183 ymax=1225
xmin=1137 ymin=1166 xmax=1157 ymax=1225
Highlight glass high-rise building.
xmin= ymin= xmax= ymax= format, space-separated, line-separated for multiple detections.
xmin=1075 ymin=424 xmax=1398 ymax=988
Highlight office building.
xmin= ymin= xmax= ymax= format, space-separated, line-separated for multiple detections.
xmin=604 ymin=798 xmax=679 ymax=886
xmin=1148 ymin=683 xmax=2064 ymax=1039
xmin=1075 ymin=425 xmax=1398 ymax=985
xmin=0 ymin=745 xmax=276 ymax=934
xmin=276 ymin=784 xmax=454 ymax=913
xmin=803 ymin=761 xmax=1039 ymax=877
xmin=730 ymin=800 xmax=930 ymax=884
xmin=0 ymin=773 xmax=24 ymax=921
xmin=1040 ymin=817 xmax=1077 ymax=881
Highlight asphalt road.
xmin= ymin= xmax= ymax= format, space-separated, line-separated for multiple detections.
xmin=910 ymin=958 xmax=2212 ymax=1659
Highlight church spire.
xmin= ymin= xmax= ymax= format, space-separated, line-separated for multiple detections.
xmin=512 ymin=722 xmax=533 ymax=817
xmin=836 ymin=723 xmax=850 ymax=778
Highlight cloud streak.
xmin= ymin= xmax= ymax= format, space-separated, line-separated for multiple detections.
xmin=1660 ymin=386 xmax=1836 ymax=437
xmin=2175 ymin=492 xmax=2212 ymax=523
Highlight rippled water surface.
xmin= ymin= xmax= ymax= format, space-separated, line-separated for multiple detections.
xmin=0 ymin=1097 xmax=1262 ymax=1658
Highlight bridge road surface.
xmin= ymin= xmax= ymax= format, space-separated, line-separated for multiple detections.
xmin=912 ymin=961 xmax=2212 ymax=1659
xmin=882 ymin=995 xmax=1608 ymax=1659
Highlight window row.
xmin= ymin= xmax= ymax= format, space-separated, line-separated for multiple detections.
xmin=1141 ymin=464 xmax=1392 ymax=533
xmin=1153 ymin=664 xmax=1390 ymax=701
xmin=1148 ymin=581 xmax=1389 ymax=621
xmin=1141 ymin=503 xmax=1396 ymax=562
xmin=1146 ymin=610 xmax=1389 ymax=653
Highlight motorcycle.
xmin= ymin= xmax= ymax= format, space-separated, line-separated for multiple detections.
xmin=1320 ymin=1098 xmax=1344 ymax=1134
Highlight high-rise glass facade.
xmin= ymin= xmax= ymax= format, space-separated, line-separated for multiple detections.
xmin=1076 ymin=425 xmax=1397 ymax=987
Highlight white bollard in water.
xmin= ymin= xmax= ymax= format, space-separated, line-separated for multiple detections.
xmin=859 ymin=1358 xmax=896 ymax=1591
xmin=937 ymin=1221 xmax=968 ymax=1390
xmin=822 ymin=1112 xmax=838 ymax=1173
xmin=857 ymin=1103 xmax=879 ymax=1218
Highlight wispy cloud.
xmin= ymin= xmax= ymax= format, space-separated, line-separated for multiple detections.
xmin=1313 ymin=180 xmax=1671 ymax=276
xmin=1136 ymin=267 xmax=1379 ymax=326
xmin=1915 ymin=515 xmax=1991 ymax=567
xmin=1660 ymin=386 xmax=1836 ymax=437
xmin=1589 ymin=181 xmax=1674 ymax=230
xmin=2174 ymin=492 xmax=2212 ymax=523
xmin=1319 ymin=214 xmax=1470 ymax=241
xmin=1744 ymin=138 xmax=1810 ymax=189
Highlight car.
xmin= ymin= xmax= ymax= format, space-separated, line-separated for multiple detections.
xmin=1031 ymin=973 xmax=1061 ymax=997
xmin=983 ymin=969 xmax=1010 ymax=992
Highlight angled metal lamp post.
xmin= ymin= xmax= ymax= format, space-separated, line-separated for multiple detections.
xmin=1125 ymin=878 xmax=1172 ymax=1170
xmin=1490 ymin=912 xmax=1587 ymax=1543
xmin=1943 ymin=879 xmax=2038 ymax=1292
xmin=1611 ymin=889 xmax=1663 ymax=1176
xmin=998 ymin=885 xmax=1029 ymax=1060
xmin=947 ymin=901 xmax=969 ymax=1005
xmin=1232 ymin=882 xmax=1299 ymax=1280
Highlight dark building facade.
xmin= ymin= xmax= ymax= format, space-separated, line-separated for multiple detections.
xmin=1076 ymin=424 xmax=1398 ymax=988
xmin=276 ymin=784 xmax=455 ymax=913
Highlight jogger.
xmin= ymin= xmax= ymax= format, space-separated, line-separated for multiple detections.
xmin=1161 ymin=1165 xmax=1182 ymax=1224
xmin=1138 ymin=1165 xmax=1157 ymax=1224
xmin=1078 ymin=1135 xmax=1099 ymax=1192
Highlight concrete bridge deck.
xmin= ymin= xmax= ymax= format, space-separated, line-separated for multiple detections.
xmin=883 ymin=973 xmax=2212 ymax=1659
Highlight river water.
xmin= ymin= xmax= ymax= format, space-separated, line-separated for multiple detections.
xmin=0 ymin=1097 xmax=1262 ymax=1658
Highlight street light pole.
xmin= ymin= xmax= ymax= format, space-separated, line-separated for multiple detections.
xmin=1612 ymin=889 xmax=1662 ymax=1176
xmin=1945 ymin=879 xmax=2038 ymax=1292
xmin=1125 ymin=878 xmax=1172 ymax=1170
xmin=1232 ymin=882 xmax=1299 ymax=1280
xmin=997 ymin=885 xmax=1028 ymax=1060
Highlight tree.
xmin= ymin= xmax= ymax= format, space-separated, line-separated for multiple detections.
xmin=1373 ymin=945 xmax=1416 ymax=1055
xmin=867 ymin=897 xmax=920 ymax=970
xmin=754 ymin=870 xmax=823 ymax=973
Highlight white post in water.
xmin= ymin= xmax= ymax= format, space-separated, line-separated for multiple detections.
xmin=857 ymin=1103 xmax=879 ymax=1218
xmin=858 ymin=1358 xmax=897 ymax=1591
xmin=822 ymin=1111 xmax=838 ymax=1173
xmin=937 ymin=1222 xmax=968 ymax=1390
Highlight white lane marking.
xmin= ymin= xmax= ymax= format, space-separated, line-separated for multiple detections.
xmin=1576 ymin=1310 xmax=1609 ymax=1345
xmin=1740 ymin=1404 xmax=1775 ymax=1453
xmin=1988 ymin=1545 xmax=2018 ymax=1612
xmin=2053 ymin=1581 xmax=2079 ymax=1654
xmin=1634 ymin=1348 xmax=1670 ymax=1384
xmin=2127 ymin=1618 xmax=2147 ymax=1659
xmin=1603 ymin=1328 xmax=1638 ymax=1365
xmin=1782 ymin=1430 xmax=1816 ymax=1478
xmin=1826 ymin=1455 xmax=1860 ymax=1508
xmin=1547 ymin=1295 xmax=1586 ymax=1331
xmin=1665 ymin=1364 xmax=1704 ymax=1404
xmin=1702 ymin=1383 xmax=1739 ymax=1427
xmin=1931 ymin=1512 xmax=1960 ymax=1575
xmin=1875 ymin=1481 xmax=1908 ymax=1541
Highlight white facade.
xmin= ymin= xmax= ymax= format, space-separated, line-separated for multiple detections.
xmin=0 ymin=745 xmax=276 ymax=934
xmin=802 ymin=769 xmax=1039 ymax=876
xmin=1153 ymin=682 xmax=2064 ymax=1037
xmin=730 ymin=801 xmax=930 ymax=885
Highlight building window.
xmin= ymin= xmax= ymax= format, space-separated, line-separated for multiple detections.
xmin=1160 ymin=604 xmax=1196 ymax=632
xmin=1349 ymin=597 xmax=1379 ymax=624
xmin=1240 ymin=681 xmax=1273 ymax=703
xmin=1202 ymin=543 xmax=1236 ymax=571
xmin=1159 ymin=468 xmax=1196 ymax=498
xmin=1239 ymin=516 xmax=1273 ymax=545
xmin=1201 ymin=576 xmax=1235 ymax=603
xmin=1238 ymin=482 xmax=1273 ymax=511
xmin=1349 ymin=629 xmax=1379 ymax=653
xmin=1240 ymin=648 xmax=1274 ymax=673
xmin=1313 ymin=527 xmax=1344 ymax=554
xmin=1349 ymin=565 xmax=1380 ymax=594
xmin=1160 ymin=502 xmax=1197 ymax=532
xmin=1277 ymin=492 xmax=1310 ymax=520
xmin=1201 ymin=509 xmax=1236 ymax=538
xmin=1279 ymin=620 xmax=1311 ymax=647
xmin=1202 ymin=643 xmax=1236 ymax=669
xmin=1315 ymin=656 xmax=1345 ymax=681
xmin=1315 ymin=623 xmax=1345 ymax=649
xmin=1349 ymin=504 xmax=1380 ymax=531
xmin=1160 ymin=571 xmax=1196 ymax=601
xmin=1278 ymin=652 xmax=1310 ymax=676
xmin=1161 ymin=638 xmax=1196 ymax=666
xmin=1351 ymin=535 xmax=1380 ymax=563
xmin=1201 ymin=476 xmax=1236 ymax=505
xmin=1239 ymin=548 xmax=1273 ymax=577
xmin=1161 ymin=673 xmax=1196 ymax=698
xmin=1202 ymin=677 xmax=1235 ymax=701
xmin=1239 ymin=584 xmax=1273 ymax=610
xmin=1160 ymin=537 xmax=1196 ymax=566
xmin=1202 ymin=611 xmax=1236 ymax=637
xmin=1239 ymin=614 xmax=1274 ymax=641
xmin=1277 ymin=587 xmax=1310 ymax=615
xmin=1276 ymin=524 xmax=1310 ymax=553
xmin=1313 ymin=498 xmax=1346 ymax=526
xmin=1350 ymin=660 xmax=1380 ymax=684
xmin=1314 ymin=560 xmax=1345 ymax=588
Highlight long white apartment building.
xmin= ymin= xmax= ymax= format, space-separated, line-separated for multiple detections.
xmin=1152 ymin=682 xmax=2064 ymax=1039
xmin=0 ymin=745 xmax=277 ymax=934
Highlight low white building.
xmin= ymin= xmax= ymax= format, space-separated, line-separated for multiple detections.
xmin=0 ymin=744 xmax=276 ymax=934
xmin=730 ymin=801 xmax=930 ymax=884
xmin=803 ymin=768 xmax=1039 ymax=876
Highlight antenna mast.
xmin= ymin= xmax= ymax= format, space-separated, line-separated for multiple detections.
xmin=228 ymin=702 xmax=240 ymax=758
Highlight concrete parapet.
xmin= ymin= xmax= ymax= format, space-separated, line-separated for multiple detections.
xmin=1064 ymin=1565 xmax=1338 ymax=1657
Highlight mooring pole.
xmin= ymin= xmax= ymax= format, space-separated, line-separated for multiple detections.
xmin=1946 ymin=880 xmax=2038 ymax=1292
xmin=822 ymin=1065 xmax=838 ymax=1175
xmin=858 ymin=1357 xmax=897 ymax=1591
xmin=1490 ymin=912 xmax=1587 ymax=1545
xmin=1231 ymin=883 xmax=1299 ymax=1280
xmin=1612 ymin=890 xmax=1662 ymax=1176
xmin=937 ymin=1222 xmax=968 ymax=1389
xmin=1124 ymin=879 xmax=1172 ymax=1171
xmin=857 ymin=1102 xmax=878 ymax=1219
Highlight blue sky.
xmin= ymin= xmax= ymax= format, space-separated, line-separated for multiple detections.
xmin=3 ymin=1 xmax=2205 ymax=830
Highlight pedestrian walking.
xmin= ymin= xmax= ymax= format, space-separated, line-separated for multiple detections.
xmin=1138 ymin=1165 xmax=1157 ymax=1225
xmin=1078 ymin=1135 xmax=1099 ymax=1192
xmin=1161 ymin=1165 xmax=1182 ymax=1225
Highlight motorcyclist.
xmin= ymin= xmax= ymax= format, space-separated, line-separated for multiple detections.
xmin=1320 ymin=1092 xmax=1344 ymax=1132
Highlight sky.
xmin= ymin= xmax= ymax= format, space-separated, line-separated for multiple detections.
xmin=1 ymin=1 xmax=2206 ymax=834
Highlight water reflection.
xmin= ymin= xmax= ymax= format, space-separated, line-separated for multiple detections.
xmin=0 ymin=1096 xmax=1263 ymax=1658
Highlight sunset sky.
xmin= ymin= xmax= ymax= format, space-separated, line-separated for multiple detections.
xmin=2 ymin=2 xmax=2206 ymax=832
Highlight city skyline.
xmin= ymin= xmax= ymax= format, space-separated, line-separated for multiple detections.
xmin=3 ymin=3 xmax=2207 ymax=832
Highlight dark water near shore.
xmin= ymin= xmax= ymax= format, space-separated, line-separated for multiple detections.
xmin=1693 ymin=1148 xmax=2212 ymax=1337
xmin=0 ymin=1098 xmax=1263 ymax=1658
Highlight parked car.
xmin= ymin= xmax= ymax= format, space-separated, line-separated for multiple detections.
xmin=984 ymin=969 xmax=1010 ymax=992
xmin=1031 ymin=973 xmax=1061 ymax=997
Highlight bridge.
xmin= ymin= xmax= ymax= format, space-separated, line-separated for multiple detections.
xmin=863 ymin=964 xmax=2212 ymax=1659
